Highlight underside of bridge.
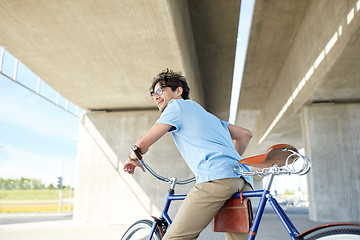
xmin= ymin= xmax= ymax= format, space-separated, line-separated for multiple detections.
xmin=0 ymin=0 xmax=241 ymax=121
xmin=0 ymin=0 xmax=359 ymax=223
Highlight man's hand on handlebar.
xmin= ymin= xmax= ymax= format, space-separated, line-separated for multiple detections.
xmin=124 ymin=154 xmax=145 ymax=174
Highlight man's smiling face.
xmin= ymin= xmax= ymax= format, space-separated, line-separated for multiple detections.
xmin=152 ymin=82 xmax=183 ymax=112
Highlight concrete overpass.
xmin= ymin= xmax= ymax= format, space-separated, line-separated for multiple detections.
xmin=0 ymin=0 xmax=359 ymax=223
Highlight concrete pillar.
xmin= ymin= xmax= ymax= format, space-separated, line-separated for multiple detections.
xmin=300 ymin=103 xmax=360 ymax=222
xmin=74 ymin=110 xmax=193 ymax=224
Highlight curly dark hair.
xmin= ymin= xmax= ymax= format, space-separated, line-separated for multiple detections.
xmin=149 ymin=69 xmax=190 ymax=100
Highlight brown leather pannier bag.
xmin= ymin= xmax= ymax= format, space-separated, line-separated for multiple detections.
xmin=213 ymin=192 xmax=253 ymax=233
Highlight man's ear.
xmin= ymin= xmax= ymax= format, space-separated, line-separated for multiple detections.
xmin=176 ymin=86 xmax=183 ymax=97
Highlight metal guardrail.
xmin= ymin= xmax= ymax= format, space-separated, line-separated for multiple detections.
xmin=0 ymin=46 xmax=83 ymax=118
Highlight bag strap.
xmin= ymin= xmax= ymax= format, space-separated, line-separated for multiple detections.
xmin=239 ymin=191 xmax=244 ymax=203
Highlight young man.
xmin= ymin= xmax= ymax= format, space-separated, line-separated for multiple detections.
xmin=124 ymin=69 xmax=253 ymax=240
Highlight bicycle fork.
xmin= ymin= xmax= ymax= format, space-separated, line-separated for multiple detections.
xmin=147 ymin=178 xmax=187 ymax=240
xmin=148 ymin=220 xmax=160 ymax=240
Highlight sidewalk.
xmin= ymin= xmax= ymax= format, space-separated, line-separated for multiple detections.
xmin=0 ymin=213 xmax=127 ymax=240
xmin=0 ymin=210 xmax=327 ymax=240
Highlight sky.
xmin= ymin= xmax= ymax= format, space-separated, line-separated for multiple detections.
xmin=229 ymin=0 xmax=255 ymax=124
xmin=0 ymin=74 xmax=79 ymax=187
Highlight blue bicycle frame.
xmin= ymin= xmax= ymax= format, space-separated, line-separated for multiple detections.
xmin=147 ymin=187 xmax=300 ymax=240
xmin=239 ymin=190 xmax=300 ymax=240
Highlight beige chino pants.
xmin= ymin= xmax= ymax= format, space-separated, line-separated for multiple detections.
xmin=163 ymin=178 xmax=252 ymax=240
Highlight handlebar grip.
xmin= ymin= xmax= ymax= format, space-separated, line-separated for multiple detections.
xmin=132 ymin=145 xmax=143 ymax=160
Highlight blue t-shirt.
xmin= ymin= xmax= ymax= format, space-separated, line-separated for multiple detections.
xmin=156 ymin=99 xmax=253 ymax=186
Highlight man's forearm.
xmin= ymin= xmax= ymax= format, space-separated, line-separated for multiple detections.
xmin=227 ymin=124 xmax=252 ymax=156
xmin=234 ymin=139 xmax=250 ymax=156
xmin=131 ymin=123 xmax=172 ymax=157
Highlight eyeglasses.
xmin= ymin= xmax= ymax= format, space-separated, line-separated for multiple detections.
xmin=152 ymin=86 xmax=167 ymax=101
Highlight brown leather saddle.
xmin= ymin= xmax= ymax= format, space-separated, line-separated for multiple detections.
xmin=239 ymin=144 xmax=298 ymax=168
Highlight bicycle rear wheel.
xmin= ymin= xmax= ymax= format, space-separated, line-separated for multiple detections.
xmin=300 ymin=224 xmax=360 ymax=239
xmin=121 ymin=219 xmax=162 ymax=240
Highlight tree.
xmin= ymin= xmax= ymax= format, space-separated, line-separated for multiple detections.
xmin=0 ymin=177 xmax=45 ymax=190
xmin=31 ymin=179 xmax=45 ymax=189
xmin=18 ymin=177 xmax=31 ymax=189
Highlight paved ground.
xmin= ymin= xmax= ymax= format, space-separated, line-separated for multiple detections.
xmin=0 ymin=208 xmax=332 ymax=240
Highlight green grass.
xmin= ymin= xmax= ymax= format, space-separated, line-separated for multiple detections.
xmin=0 ymin=189 xmax=73 ymax=201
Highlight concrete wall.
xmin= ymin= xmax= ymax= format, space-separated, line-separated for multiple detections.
xmin=74 ymin=110 xmax=193 ymax=224
xmin=301 ymin=103 xmax=360 ymax=222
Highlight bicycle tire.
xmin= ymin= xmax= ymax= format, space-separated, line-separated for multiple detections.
xmin=300 ymin=224 xmax=360 ymax=239
xmin=121 ymin=219 xmax=162 ymax=240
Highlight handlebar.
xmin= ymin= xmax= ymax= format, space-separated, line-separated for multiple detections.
xmin=132 ymin=145 xmax=195 ymax=185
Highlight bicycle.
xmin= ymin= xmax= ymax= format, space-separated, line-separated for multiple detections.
xmin=121 ymin=144 xmax=360 ymax=240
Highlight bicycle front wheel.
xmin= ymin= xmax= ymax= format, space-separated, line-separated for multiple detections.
xmin=121 ymin=219 xmax=162 ymax=240
xmin=300 ymin=224 xmax=360 ymax=240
